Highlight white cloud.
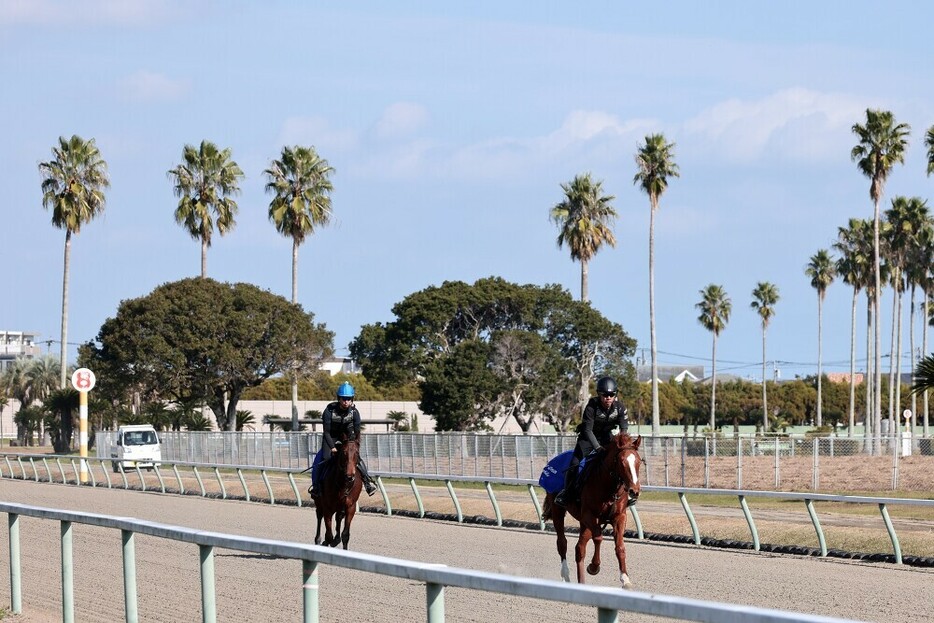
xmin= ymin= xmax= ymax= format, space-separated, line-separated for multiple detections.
xmin=277 ymin=116 xmax=359 ymax=153
xmin=683 ymin=88 xmax=869 ymax=163
xmin=372 ymin=102 xmax=428 ymax=140
xmin=0 ymin=0 xmax=181 ymax=26
xmin=118 ymin=71 xmax=189 ymax=102
xmin=441 ymin=110 xmax=657 ymax=180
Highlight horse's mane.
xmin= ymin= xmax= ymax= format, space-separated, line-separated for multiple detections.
xmin=612 ymin=432 xmax=639 ymax=450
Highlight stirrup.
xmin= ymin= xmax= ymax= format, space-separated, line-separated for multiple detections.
xmin=364 ymin=482 xmax=377 ymax=496
xmin=554 ymin=490 xmax=568 ymax=507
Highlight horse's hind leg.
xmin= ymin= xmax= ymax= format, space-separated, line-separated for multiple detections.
xmin=552 ymin=507 xmax=571 ymax=582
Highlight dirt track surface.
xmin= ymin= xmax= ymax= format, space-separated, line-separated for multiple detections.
xmin=0 ymin=479 xmax=931 ymax=623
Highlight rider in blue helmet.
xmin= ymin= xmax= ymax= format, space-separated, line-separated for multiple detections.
xmin=308 ymin=381 xmax=378 ymax=498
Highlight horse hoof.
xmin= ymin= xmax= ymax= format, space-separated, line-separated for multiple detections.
xmin=621 ymin=573 xmax=633 ymax=589
xmin=587 ymin=563 xmax=600 ymax=576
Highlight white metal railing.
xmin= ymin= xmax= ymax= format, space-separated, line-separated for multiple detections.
xmin=94 ymin=431 xmax=934 ymax=492
xmin=0 ymin=501 xmax=863 ymax=623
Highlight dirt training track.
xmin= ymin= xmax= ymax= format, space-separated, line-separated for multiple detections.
xmin=0 ymin=480 xmax=930 ymax=623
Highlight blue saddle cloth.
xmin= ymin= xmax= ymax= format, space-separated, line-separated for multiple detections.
xmin=539 ymin=450 xmax=591 ymax=493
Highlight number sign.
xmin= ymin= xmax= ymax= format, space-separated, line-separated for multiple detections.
xmin=71 ymin=368 xmax=96 ymax=392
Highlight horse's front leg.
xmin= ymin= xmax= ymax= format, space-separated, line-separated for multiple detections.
xmin=587 ymin=527 xmax=603 ymax=576
xmin=341 ymin=505 xmax=356 ymax=550
xmin=574 ymin=524 xmax=595 ymax=584
xmin=331 ymin=510 xmax=344 ymax=548
xmin=323 ymin=513 xmax=336 ymax=548
xmin=613 ymin=513 xmax=633 ymax=589
xmin=314 ymin=512 xmax=324 ymax=546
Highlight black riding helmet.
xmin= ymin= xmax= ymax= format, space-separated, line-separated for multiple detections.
xmin=596 ymin=376 xmax=618 ymax=396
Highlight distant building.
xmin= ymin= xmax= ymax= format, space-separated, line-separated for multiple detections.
xmin=826 ymin=372 xmax=865 ymax=385
xmin=636 ymin=365 xmax=704 ymax=383
xmin=1 ymin=330 xmax=41 ymax=373
xmin=319 ymin=356 xmax=358 ymax=376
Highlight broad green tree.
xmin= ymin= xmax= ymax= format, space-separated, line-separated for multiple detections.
xmin=264 ymin=145 xmax=335 ymax=431
xmin=696 ymin=284 xmax=731 ymax=430
xmin=851 ymin=109 xmax=910 ymax=451
xmin=750 ymin=282 xmax=779 ymax=431
xmin=550 ymin=173 xmax=617 ymax=303
xmin=39 ymin=135 xmax=110 ymax=388
xmin=806 ymin=249 xmax=836 ymax=427
xmin=634 ymin=133 xmax=679 ymax=440
xmin=350 ymin=277 xmax=636 ymax=431
xmin=83 ymin=278 xmax=334 ymax=431
xmin=167 ymin=141 xmax=244 ymax=278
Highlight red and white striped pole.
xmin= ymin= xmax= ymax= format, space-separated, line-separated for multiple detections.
xmin=70 ymin=368 xmax=96 ymax=484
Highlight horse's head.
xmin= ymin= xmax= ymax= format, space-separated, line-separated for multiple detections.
xmin=609 ymin=434 xmax=642 ymax=503
xmin=335 ymin=436 xmax=360 ymax=489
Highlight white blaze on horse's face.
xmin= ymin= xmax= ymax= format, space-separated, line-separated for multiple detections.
xmin=625 ymin=453 xmax=639 ymax=485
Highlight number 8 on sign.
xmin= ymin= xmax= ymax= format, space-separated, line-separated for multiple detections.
xmin=71 ymin=368 xmax=96 ymax=392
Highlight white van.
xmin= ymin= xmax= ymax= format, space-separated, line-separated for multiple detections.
xmin=111 ymin=425 xmax=162 ymax=472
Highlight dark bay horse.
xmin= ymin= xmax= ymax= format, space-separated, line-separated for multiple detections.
xmin=543 ymin=433 xmax=642 ymax=588
xmin=313 ymin=435 xmax=363 ymax=549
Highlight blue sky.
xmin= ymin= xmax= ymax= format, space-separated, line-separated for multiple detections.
xmin=3 ymin=1 xmax=934 ymax=382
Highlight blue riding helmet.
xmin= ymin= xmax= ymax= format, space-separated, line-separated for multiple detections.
xmin=336 ymin=382 xmax=355 ymax=399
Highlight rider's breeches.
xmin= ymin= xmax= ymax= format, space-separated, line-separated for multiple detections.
xmin=311 ymin=448 xmax=327 ymax=485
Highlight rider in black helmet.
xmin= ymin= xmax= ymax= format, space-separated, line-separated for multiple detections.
xmin=554 ymin=376 xmax=629 ymax=507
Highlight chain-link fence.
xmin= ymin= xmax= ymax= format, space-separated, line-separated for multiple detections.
xmin=95 ymin=431 xmax=933 ymax=492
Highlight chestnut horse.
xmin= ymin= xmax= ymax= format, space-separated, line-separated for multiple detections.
xmin=543 ymin=433 xmax=642 ymax=588
xmin=313 ymin=435 xmax=363 ymax=549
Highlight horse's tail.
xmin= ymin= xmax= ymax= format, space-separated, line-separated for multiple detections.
xmin=542 ymin=497 xmax=553 ymax=522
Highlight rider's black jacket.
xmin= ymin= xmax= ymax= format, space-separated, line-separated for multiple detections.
xmin=575 ymin=396 xmax=629 ymax=451
xmin=321 ymin=401 xmax=362 ymax=451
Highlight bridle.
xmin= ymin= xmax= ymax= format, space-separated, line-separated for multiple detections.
xmin=607 ymin=444 xmax=642 ymax=503
xmin=336 ymin=439 xmax=359 ymax=498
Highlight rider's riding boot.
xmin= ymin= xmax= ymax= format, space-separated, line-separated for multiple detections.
xmin=554 ymin=469 xmax=576 ymax=507
xmin=358 ymin=459 xmax=377 ymax=496
xmin=308 ymin=482 xmax=321 ymax=498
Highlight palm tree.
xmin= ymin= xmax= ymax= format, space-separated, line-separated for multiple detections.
xmin=38 ymin=135 xmax=110 ymax=388
xmin=167 ymin=140 xmax=244 ymax=278
xmin=923 ymin=124 xmax=934 ymax=437
xmin=806 ymin=250 xmax=836 ymax=428
xmin=634 ymin=133 xmax=679 ymax=440
xmin=750 ymin=282 xmax=779 ymax=432
xmin=550 ymin=173 xmax=617 ymax=303
xmin=852 ymin=109 xmax=910 ymax=452
xmin=0 ymin=393 xmax=7 ymax=447
xmin=264 ymin=145 xmax=335 ymax=431
xmin=925 ymin=125 xmax=934 ymax=176
xmin=834 ymin=218 xmax=874 ymax=436
xmin=885 ymin=196 xmax=930 ymax=434
xmin=696 ymin=284 xmax=731 ymax=431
